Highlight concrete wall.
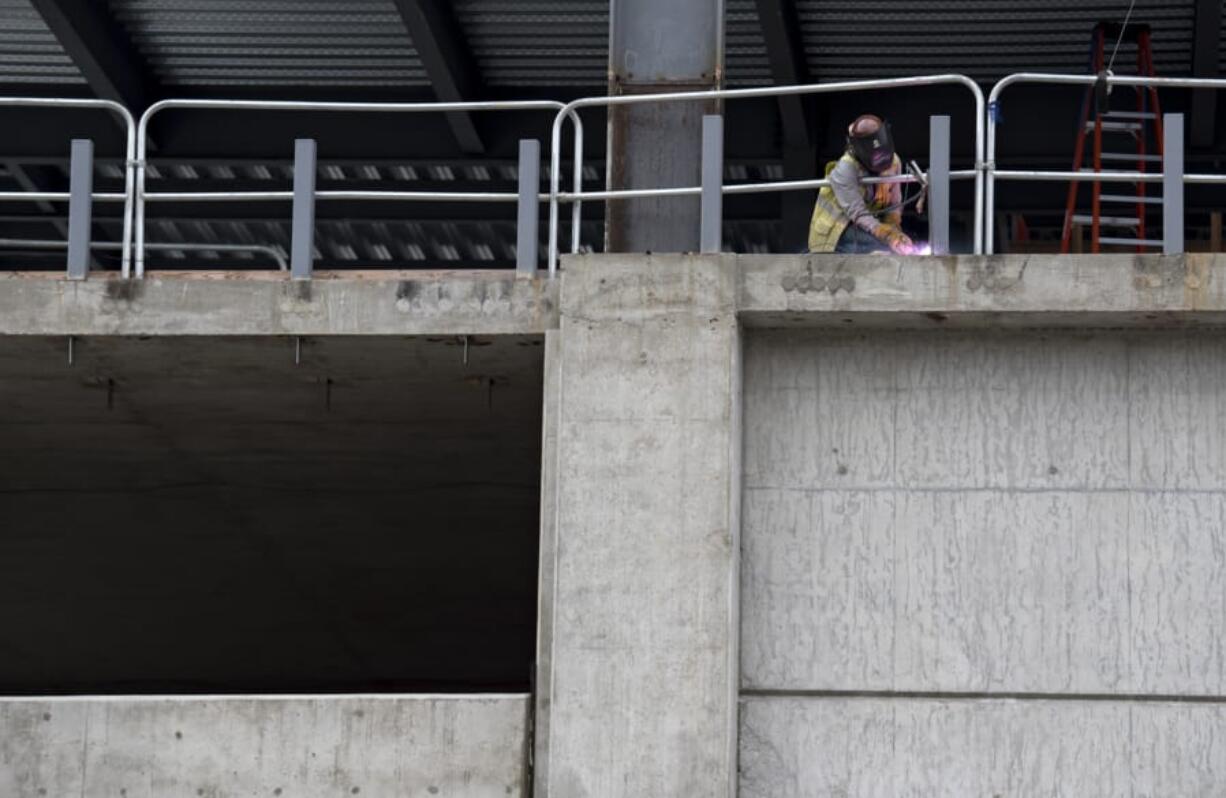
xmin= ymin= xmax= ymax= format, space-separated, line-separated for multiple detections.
xmin=0 ymin=694 xmax=529 ymax=797
xmin=740 ymin=697 xmax=1226 ymax=796
xmin=740 ymin=327 xmax=1226 ymax=795
xmin=538 ymin=257 xmax=741 ymax=796
xmin=7 ymin=254 xmax=1226 ymax=795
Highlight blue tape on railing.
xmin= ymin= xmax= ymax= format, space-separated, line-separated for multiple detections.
xmin=988 ymin=101 xmax=1002 ymax=124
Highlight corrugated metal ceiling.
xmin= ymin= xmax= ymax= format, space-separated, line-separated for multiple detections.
xmin=726 ymin=0 xmax=771 ymax=85
xmin=1221 ymin=0 xmax=1226 ymax=73
xmin=110 ymin=0 xmax=431 ymax=87
xmin=451 ymin=0 xmax=770 ymax=87
xmin=452 ymin=0 xmax=606 ymax=87
xmin=795 ymin=0 xmax=1201 ymax=81
xmin=0 ymin=0 xmax=83 ymax=84
xmin=0 ymin=0 xmax=1219 ymax=90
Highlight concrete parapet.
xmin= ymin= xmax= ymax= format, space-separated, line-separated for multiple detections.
xmin=0 ymin=270 xmax=558 ymax=337
xmin=737 ymin=252 xmax=1226 ymax=327
xmin=5 ymin=253 xmax=1226 ymax=338
xmin=0 ymin=694 xmax=530 ymax=797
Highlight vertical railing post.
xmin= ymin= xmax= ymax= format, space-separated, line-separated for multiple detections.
xmin=1162 ymin=113 xmax=1184 ymax=256
xmin=291 ymin=138 xmax=317 ymax=279
xmin=928 ymin=115 xmax=951 ymax=255
xmin=516 ymin=138 xmax=541 ymax=276
xmin=700 ymin=114 xmax=723 ymax=254
xmin=66 ymin=138 xmax=94 ymax=280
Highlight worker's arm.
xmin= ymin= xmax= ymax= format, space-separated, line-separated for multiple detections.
xmin=828 ymin=159 xmax=880 ymax=236
xmin=830 ymin=158 xmax=912 ymax=252
xmin=883 ymin=160 xmax=903 ymax=228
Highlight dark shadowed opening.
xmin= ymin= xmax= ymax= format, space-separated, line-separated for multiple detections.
xmin=0 ymin=335 xmax=542 ymax=694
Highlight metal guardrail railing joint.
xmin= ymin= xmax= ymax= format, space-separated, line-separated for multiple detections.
xmin=134 ymin=98 xmax=586 ymax=279
xmin=985 ymin=72 xmax=1226 ymax=255
xmin=4 ymin=72 xmax=1225 ymax=279
xmin=546 ymin=73 xmax=987 ymax=274
xmin=0 ymin=97 xmax=136 ymax=278
xmin=0 ymin=238 xmax=287 ymax=271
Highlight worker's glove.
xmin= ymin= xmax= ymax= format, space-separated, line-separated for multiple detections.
xmin=876 ymin=225 xmax=914 ymax=255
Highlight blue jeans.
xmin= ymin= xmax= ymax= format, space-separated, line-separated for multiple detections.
xmin=834 ymin=224 xmax=890 ymax=254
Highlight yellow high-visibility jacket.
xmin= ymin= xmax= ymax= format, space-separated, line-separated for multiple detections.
xmin=807 ymin=152 xmax=903 ymax=252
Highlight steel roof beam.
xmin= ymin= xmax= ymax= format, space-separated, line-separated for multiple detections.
xmin=753 ymin=0 xmax=811 ymax=149
xmin=391 ymin=0 xmax=486 ymax=154
xmin=27 ymin=0 xmax=155 ymax=113
xmin=1190 ymin=0 xmax=1222 ymax=148
xmin=754 ymin=0 xmax=813 ymax=250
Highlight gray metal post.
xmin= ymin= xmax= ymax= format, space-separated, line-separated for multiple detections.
xmin=700 ymin=114 xmax=724 ymax=253
xmin=1163 ymin=113 xmax=1184 ymax=256
xmin=928 ymin=115 xmax=950 ymax=255
xmin=66 ymin=138 xmax=93 ymax=280
xmin=516 ymin=138 xmax=540 ymax=275
xmin=606 ymin=0 xmax=724 ymax=253
xmin=291 ymin=138 xmax=317 ymax=279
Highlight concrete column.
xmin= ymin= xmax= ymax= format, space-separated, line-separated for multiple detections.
xmin=539 ymin=254 xmax=741 ymax=796
xmin=606 ymin=0 xmax=724 ymax=253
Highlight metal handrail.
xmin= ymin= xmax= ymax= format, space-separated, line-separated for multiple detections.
xmin=548 ymin=74 xmax=986 ymax=274
xmin=0 ymin=192 xmax=127 ymax=202
xmin=0 ymin=97 xmax=137 ymax=277
xmin=135 ymin=98 xmax=585 ymax=277
xmin=0 ymin=238 xmax=287 ymax=271
xmin=553 ymin=170 xmax=979 ymax=202
xmin=986 ymin=72 xmax=1226 ymax=253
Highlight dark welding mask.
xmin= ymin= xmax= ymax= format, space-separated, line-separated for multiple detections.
xmin=847 ymin=114 xmax=894 ymax=173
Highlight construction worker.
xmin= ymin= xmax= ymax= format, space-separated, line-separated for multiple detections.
xmin=807 ymin=114 xmax=915 ymax=254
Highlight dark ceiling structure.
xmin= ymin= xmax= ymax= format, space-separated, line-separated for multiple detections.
xmin=0 ymin=0 xmax=1223 ymax=268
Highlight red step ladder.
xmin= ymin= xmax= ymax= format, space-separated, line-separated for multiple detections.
xmin=1061 ymin=22 xmax=1165 ymax=254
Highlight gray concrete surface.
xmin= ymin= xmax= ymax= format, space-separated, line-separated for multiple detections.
xmin=739 ymin=326 xmax=1226 ymax=795
xmin=7 ymin=254 xmax=1226 ymax=794
xmin=6 ymin=253 xmax=1226 ymax=338
xmin=539 ymin=256 xmax=741 ymax=796
xmin=0 ymin=694 xmax=529 ymax=797
xmin=532 ymin=330 xmax=560 ymax=794
xmin=0 ymin=270 xmax=557 ymax=336
xmin=742 ymin=329 xmax=1226 ymax=695
xmin=737 ymin=252 xmax=1226 ymax=327
xmin=740 ymin=696 xmax=1226 ymax=797
xmin=0 ymin=335 xmax=542 ymax=692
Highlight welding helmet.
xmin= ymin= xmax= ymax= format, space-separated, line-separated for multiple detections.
xmin=847 ymin=114 xmax=894 ymax=173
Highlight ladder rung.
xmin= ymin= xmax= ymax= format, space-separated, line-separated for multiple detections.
xmin=1100 ymin=153 xmax=1163 ymax=163
xmin=1100 ymin=193 xmax=1164 ymax=205
xmin=1073 ymin=214 xmax=1140 ymax=227
xmin=1098 ymin=236 xmax=1164 ymax=247
xmin=1086 ymin=121 xmax=1143 ymax=132
xmin=1102 ymin=111 xmax=1157 ymax=120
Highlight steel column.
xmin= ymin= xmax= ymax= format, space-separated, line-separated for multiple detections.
xmin=516 ymin=139 xmax=540 ymax=275
xmin=606 ymin=0 xmax=724 ymax=253
xmin=928 ymin=115 xmax=950 ymax=255
xmin=1162 ymin=113 xmax=1184 ymax=256
xmin=291 ymin=138 xmax=317 ymax=280
xmin=66 ymin=139 xmax=93 ymax=280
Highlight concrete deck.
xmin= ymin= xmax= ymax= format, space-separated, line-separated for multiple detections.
xmin=5 ymin=254 xmax=1226 ymax=338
